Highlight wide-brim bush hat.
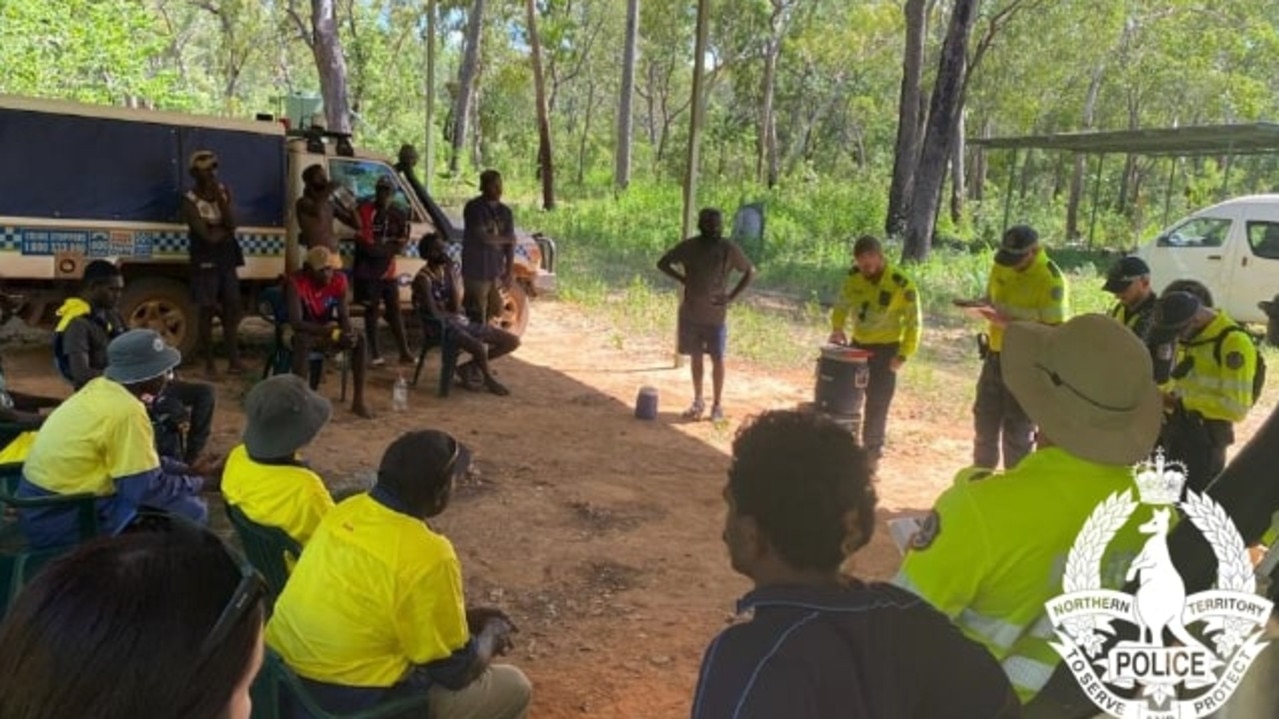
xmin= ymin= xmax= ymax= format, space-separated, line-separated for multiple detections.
xmin=1001 ymin=314 xmax=1162 ymax=466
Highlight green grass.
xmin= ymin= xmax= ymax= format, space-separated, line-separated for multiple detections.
xmin=524 ymin=178 xmax=1119 ymax=371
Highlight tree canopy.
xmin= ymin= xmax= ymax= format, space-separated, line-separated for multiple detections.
xmin=4 ymin=0 xmax=1279 ymax=248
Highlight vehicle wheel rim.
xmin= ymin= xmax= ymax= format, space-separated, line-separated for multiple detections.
xmin=497 ymin=291 xmax=521 ymax=331
xmin=129 ymin=300 xmax=186 ymax=348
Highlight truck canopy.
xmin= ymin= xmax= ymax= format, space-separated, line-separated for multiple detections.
xmin=0 ymin=99 xmax=286 ymax=228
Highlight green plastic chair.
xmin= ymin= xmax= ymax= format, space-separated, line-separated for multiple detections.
xmin=259 ymin=283 xmax=350 ymax=402
xmin=225 ymin=503 xmax=301 ymax=607
xmin=250 ymin=650 xmax=431 ymax=719
xmin=0 ymin=462 xmax=100 ymax=617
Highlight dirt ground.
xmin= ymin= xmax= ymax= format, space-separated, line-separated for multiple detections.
xmin=2 ymin=299 xmax=1273 ymax=718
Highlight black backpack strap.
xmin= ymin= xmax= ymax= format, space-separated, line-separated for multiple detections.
xmin=1210 ymin=324 xmax=1252 ymax=365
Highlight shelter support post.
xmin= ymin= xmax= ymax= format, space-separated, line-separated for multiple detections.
xmin=1087 ymin=154 xmax=1105 ymax=247
xmin=1220 ymin=145 xmax=1235 ymax=201
xmin=1001 ymin=147 xmax=1019 ymax=231
xmin=1162 ymin=155 xmax=1177 ymax=230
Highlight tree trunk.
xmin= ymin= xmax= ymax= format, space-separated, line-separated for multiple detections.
xmin=642 ymin=62 xmax=658 ymax=145
xmin=615 ymin=0 xmax=640 ymax=191
xmin=525 ymin=0 xmax=555 ymax=209
xmin=311 ymin=0 xmax=352 ymax=134
xmin=901 ymin=0 xmax=979 ymax=262
xmin=423 ymin=0 xmax=437 ymax=191
xmin=1066 ymin=63 xmax=1104 ymax=239
xmin=470 ymin=83 xmax=484 ymax=169
xmin=578 ymin=79 xmax=597 ymax=186
xmin=1019 ymin=148 xmax=1034 ymax=200
xmin=756 ymin=5 xmax=785 ymax=189
xmin=1117 ymin=101 xmax=1140 ymax=213
xmin=886 ymin=0 xmax=928 ymax=239
xmin=950 ymin=109 xmax=965 ymax=224
xmin=450 ymin=0 xmax=486 ymax=176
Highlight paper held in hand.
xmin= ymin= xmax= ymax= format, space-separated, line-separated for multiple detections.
xmin=887 ymin=515 xmax=927 ymax=555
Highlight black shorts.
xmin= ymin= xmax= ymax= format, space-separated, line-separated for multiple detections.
xmin=677 ymin=316 xmax=727 ymax=359
xmin=354 ymin=278 xmax=400 ymax=307
xmin=191 ymin=266 xmax=240 ymax=310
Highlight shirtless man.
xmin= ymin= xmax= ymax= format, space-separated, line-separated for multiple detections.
xmin=296 ymin=164 xmax=361 ymax=253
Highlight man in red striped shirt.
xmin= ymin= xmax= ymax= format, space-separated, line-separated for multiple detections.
xmin=355 ymin=175 xmax=414 ymax=366
xmin=287 ymin=246 xmax=371 ymax=418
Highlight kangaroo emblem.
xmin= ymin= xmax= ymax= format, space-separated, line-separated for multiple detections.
xmin=1126 ymin=508 xmax=1207 ymax=652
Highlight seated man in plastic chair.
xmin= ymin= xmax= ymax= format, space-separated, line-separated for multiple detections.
xmin=412 ymin=233 xmax=520 ymax=396
xmin=0 ymin=294 xmax=61 ymax=463
xmin=17 ymin=330 xmax=219 ymax=550
xmin=222 ymin=374 xmax=334 ymax=548
xmin=266 ymin=430 xmax=531 ymax=719
xmin=286 ymin=246 xmax=371 ymax=418
xmin=53 ymin=260 xmax=216 ymax=464
xmin=0 ymin=354 xmax=61 ymax=464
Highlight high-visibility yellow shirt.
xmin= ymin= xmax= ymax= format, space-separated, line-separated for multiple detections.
xmin=0 ymin=432 xmax=37 ymax=463
xmin=22 ymin=377 xmax=158 ymax=495
xmin=1174 ymin=311 xmax=1257 ymax=423
xmin=985 ymin=251 xmax=1068 ymax=352
xmin=221 ymin=444 xmax=334 ymax=547
xmin=265 ymin=493 xmax=469 ymax=688
xmin=830 ymin=262 xmax=923 ymax=358
xmin=1108 ymin=294 xmax=1157 ymax=336
xmin=893 ymin=447 xmax=1150 ymax=703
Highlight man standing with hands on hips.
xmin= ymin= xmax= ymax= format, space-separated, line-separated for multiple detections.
xmin=828 ymin=235 xmax=921 ymax=475
xmin=658 ymin=208 xmax=755 ymax=422
xmin=462 ymin=170 xmax=516 ymax=326
xmin=970 ymin=225 xmax=1068 ymax=470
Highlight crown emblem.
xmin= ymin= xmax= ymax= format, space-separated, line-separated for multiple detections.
xmin=1132 ymin=449 xmax=1187 ymax=505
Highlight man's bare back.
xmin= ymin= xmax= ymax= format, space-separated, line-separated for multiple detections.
xmin=296 ymin=193 xmax=338 ymax=251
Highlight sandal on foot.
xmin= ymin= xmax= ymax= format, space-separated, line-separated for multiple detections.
xmin=681 ymin=401 xmax=706 ymax=420
xmin=710 ymin=405 xmax=725 ymax=422
xmin=485 ymin=377 xmax=510 ymax=396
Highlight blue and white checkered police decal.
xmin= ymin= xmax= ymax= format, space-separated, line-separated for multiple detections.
xmin=0 ymin=226 xmax=289 ymax=258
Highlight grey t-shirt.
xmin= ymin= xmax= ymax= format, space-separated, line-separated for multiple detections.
xmin=660 ymin=237 xmax=752 ymax=326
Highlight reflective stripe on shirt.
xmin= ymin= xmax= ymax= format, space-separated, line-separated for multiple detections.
xmin=1003 ymin=655 xmax=1057 ymax=695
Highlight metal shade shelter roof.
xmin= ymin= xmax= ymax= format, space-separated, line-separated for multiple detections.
xmin=971 ymin=123 xmax=1279 ymax=156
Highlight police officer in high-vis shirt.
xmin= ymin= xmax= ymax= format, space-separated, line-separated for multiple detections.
xmin=895 ymin=314 xmax=1164 ymax=706
xmin=1104 ymin=256 xmax=1175 ymax=385
xmin=1150 ymin=291 xmax=1261 ymax=493
xmin=828 ymin=235 xmax=922 ymax=474
xmin=972 ymin=225 xmax=1068 ymax=470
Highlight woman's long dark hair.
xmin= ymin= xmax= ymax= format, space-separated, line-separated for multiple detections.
xmin=0 ymin=529 xmax=264 ymax=719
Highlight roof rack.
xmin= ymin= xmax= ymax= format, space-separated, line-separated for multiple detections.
xmin=286 ymin=126 xmax=355 ymax=157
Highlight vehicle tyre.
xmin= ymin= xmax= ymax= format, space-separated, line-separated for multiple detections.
xmin=120 ymin=277 xmax=198 ymax=357
xmin=495 ymin=281 xmax=530 ymax=337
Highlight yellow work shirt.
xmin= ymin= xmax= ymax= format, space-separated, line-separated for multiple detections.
xmin=0 ymin=432 xmax=37 ymax=463
xmin=893 ymin=447 xmax=1150 ymax=703
xmin=830 ymin=263 xmax=923 ymax=359
xmin=985 ymin=251 xmax=1068 ymax=352
xmin=222 ymin=444 xmax=334 ymax=547
xmin=22 ymin=377 xmax=158 ymax=495
xmin=266 ymin=493 xmax=469 ymax=688
xmin=1173 ymin=311 xmax=1258 ymax=423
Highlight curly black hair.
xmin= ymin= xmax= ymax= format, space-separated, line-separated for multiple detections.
xmin=728 ymin=410 xmax=878 ymax=572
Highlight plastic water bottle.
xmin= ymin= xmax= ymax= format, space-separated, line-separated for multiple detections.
xmin=392 ymin=374 xmax=409 ymax=412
